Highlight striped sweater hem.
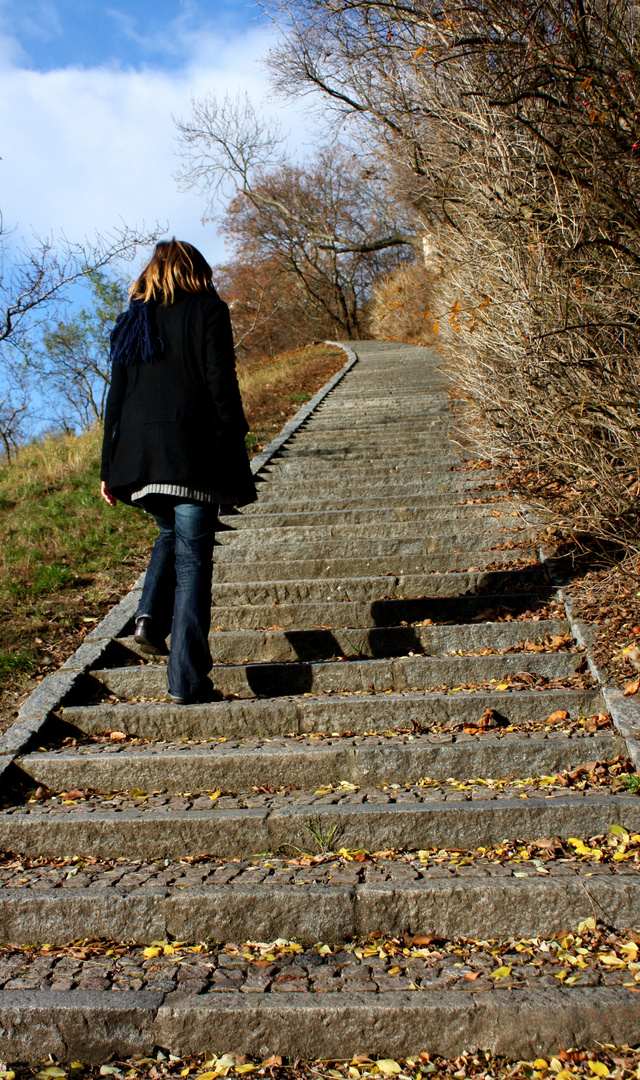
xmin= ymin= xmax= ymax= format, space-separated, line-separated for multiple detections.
xmin=130 ymin=483 xmax=236 ymax=505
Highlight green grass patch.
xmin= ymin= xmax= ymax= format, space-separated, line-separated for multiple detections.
xmin=0 ymin=650 xmax=35 ymax=679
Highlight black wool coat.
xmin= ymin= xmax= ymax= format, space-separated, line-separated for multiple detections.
xmin=101 ymin=290 xmax=257 ymax=506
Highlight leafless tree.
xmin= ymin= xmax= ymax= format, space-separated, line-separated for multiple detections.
xmin=266 ymin=0 xmax=640 ymax=553
xmin=176 ymin=94 xmax=417 ymax=337
xmin=0 ymin=358 xmax=30 ymax=461
xmin=0 ymin=222 xmax=159 ymax=447
xmin=37 ymin=271 xmax=128 ymax=431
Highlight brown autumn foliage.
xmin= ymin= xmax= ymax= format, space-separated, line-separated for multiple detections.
xmin=214 ymin=255 xmax=336 ymax=364
xmin=369 ymin=262 xmax=436 ymax=346
xmin=270 ymin=0 xmax=640 ymax=554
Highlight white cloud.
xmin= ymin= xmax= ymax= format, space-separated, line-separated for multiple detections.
xmin=0 ymin=24 xmax=311 ymax=271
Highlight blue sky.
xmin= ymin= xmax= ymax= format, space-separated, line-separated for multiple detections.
xmin=0 ymin=0 xmax=308 ymax=271
xmin=1 ymin=1 xmax=265 ymax=71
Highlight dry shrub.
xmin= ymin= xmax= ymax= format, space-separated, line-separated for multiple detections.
xmin=272 ymin=0 xmax=640 ymax=554
xmin=369 ymin=263 xmax=435 ymax=346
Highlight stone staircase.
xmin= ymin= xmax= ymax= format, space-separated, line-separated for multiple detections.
xmin=0 ymin=341 xmax=639 ymax=1063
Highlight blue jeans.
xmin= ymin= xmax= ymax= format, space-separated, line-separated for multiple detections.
xmin=136 ymin=499 xmax=217 ymax=699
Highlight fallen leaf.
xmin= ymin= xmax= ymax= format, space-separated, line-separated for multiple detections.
xmin=260 ymin=1057 xmax=282 ymax=1068
xmin=588 ymin=1064 xmax=610 ymax=1078
xmin=547 ymin=710 xmax=569 ymax=722
xmin=489 ymin=966 xmax=511 ymax=980
xmin=143 ymin=946 xmax=161 ymax=958
xmin=109 ymin=731 xmax=127 ymax=741
xmin=376 ymin=1061 xmax=402 ymax=1076
xmin=623 ymin=678 xmax=640 ymax=696
xmin=598 ymin=953 xmax=627 ymax=967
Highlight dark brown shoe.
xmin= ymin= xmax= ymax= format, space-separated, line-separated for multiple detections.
xmin=134 ymin=617 xmax=168 ymax=655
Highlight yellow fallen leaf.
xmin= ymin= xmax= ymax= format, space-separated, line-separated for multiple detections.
xmin=555 ymin=970 xmax=567 ymax=981
xmin=620 ymin=942 xmax=639 ymax=960
xmin=556 ymin=1072 xmax=576 ymax=1080
xmin=549 ymin=1058 xmax=564 ymax=1073
xmin=489 ymin=966 xmax=512 ymax=980
xmin=181 ymin=1069 xmax=191 ymax=1076
xmin=318 ymin=944 xmax=332 ymax=955
xmin=209 ymin=792 xmax=221 ymax=801
xmin=534 ymin=1061 xmax=548 ymax=1071
xmin=495 ymin=683 xmax=509 ymax=691
xmin=578 ymin=918 xmax=596 ymax=933
xmin=588 ymin=1064 xmax=610 ymax=1078
xmin=609 ymin=824 xmax=629 ymax=837
xmin=236 ymin=1068 xmax=255 ymax=1076
xmin=598 ymin=953 xmax=626 ymax=967
xmin=143 ymin=946 xmax=161 ymax=958
xmin=376 ymin=1062 xmax=402 ymax=1076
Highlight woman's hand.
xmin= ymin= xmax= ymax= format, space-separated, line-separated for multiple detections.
xmin=101 ymin=481 xmax=117 ymax=507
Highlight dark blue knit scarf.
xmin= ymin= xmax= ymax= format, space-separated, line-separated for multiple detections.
xmin=110 ymin=299 xmax=164 ymax=366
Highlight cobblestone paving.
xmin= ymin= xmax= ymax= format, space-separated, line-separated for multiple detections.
xmin=1 ymin=845 xmax=639 ymax=891
xmin=1 ymin=921 xmax=639 ymax=996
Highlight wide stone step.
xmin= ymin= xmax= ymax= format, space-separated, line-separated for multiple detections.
xmin=91 ymin=651 xmax=581 ymax=701
xmin=261 ymin=468 xmax=475 ymax=489
xmin=263 ymin=458 xmax=465 ymax=478
xmin=278 ymin=445 xmax=464 ymax=460
xmin=212 ymin=538 xmax=533 ymax=567
xmin=254 ymin=476 xmax=498 ymax=499
xmin=210 ymin=550 xmax=525 ymax=583
xmin=238 ymin=490 xmax=503 ymax=514
xmin=63 ymin=688 xmax=602 ymax=740
xmin=1 ymin=792 xmax=638 ymax=860
xmin=122 ymin=617 xmax=571 ymax=664
xmin=214 ymin=517 xmax=524 ymax=546
xmin=218 ymin=503 xmax=519 ymax=529
xmin=1 ymin=985 xmax=638 ymax=1063
xmin=206 ymin=589 xmax=557 ymax=630
xmin=17 ymin=731 xmax=622 ymax=794
xmin=208 ymin=568 xmax=546 ymax=607
xmin=1 ymin=854 xmax=637 ymax=945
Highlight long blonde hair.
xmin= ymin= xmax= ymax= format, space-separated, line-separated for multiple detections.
xmin=131 ymin=239 xmax=216 ymax=305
